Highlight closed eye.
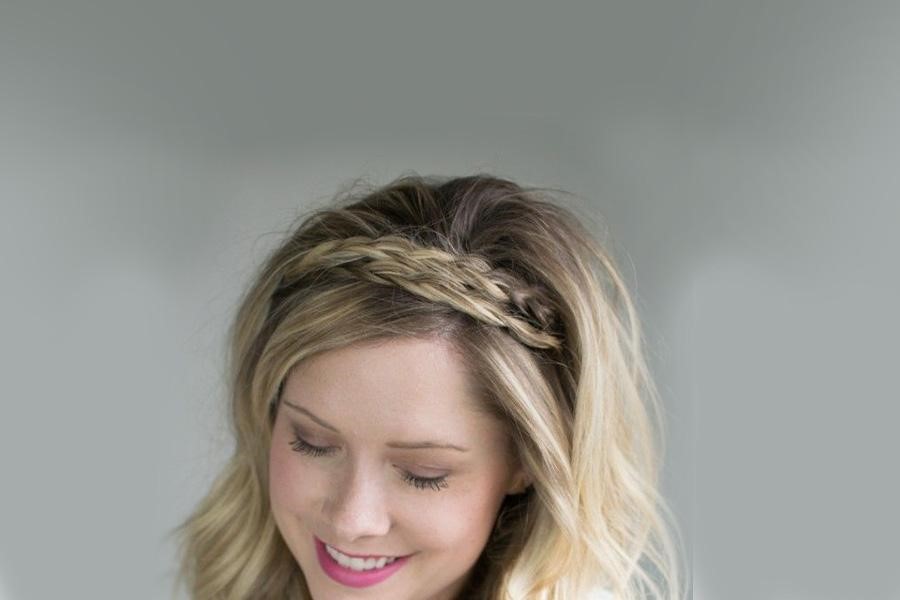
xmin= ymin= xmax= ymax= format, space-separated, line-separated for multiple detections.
xmin=289 ymin=432 xmax=450 ymax=492
xmin=400 ymin=471 xmax=449 ymax=491
xmin=290 ymin=434 xmax=336 ymax=457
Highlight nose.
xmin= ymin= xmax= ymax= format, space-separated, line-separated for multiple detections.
xmin=322 ymin=461 xmax=391 ymax=542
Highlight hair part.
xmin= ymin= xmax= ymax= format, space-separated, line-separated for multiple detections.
xmin=172 ymin=173 xmax=685 ymax=600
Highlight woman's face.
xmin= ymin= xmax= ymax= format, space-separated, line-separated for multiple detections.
xmin=269 ymin=336 xmax=527 ymax=600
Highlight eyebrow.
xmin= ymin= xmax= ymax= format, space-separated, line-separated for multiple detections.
xmin=281 ymin=399 xmax=470 ymax=452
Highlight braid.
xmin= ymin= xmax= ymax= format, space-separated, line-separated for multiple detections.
xmin=278 ymin=235 xmax=562 ymax=350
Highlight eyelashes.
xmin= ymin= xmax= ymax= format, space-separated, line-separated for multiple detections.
xmin=400 ymin=470 xmax=449 ymax=492
xmin=290 ymin=435 xmax=335 ymax=458
xmin=289 ymin=432 xmax=450 ymax=492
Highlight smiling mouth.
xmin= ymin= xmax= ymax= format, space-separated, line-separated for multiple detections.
xmin=317 ymin=536 xmax=407 ymax=562
xmin=325 ymin=544 xmax=399 ymax=570
xmin=314 ymin=536 xmax=412 ymax=587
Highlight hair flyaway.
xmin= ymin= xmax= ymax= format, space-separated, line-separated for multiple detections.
xmin=172 ymin=173 xmax=685 ymax=600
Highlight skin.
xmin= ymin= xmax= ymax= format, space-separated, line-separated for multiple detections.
xmin=269 ymin=335 xmax=529 ymax=600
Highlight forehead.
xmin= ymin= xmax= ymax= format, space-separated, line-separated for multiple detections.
xmin=282 ymin=337 xmax=490 ymax=429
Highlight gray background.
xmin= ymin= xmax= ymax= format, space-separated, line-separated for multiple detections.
xmin=2 ymin=1 xmax=899 ymax=599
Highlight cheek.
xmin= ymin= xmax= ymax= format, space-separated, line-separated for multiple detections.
xmin=268 ymin=440 xmax=321 ymax=521
xmin=406 ymin=479 xmax=507 ymax=555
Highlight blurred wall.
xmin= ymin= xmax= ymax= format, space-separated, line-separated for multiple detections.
xmin=2 ymin=2 xmax=899 ymax=599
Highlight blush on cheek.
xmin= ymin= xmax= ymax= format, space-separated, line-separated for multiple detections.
xmin=269 ymin=442 xmax=286 ymax=486
xmin=268 ymin=446 xmax=317 ymax=557
xmin=415 ymin=490 xmax=501 ymax=559
xmin=269 ymin=442 xmax=324 ymax=518
xmin=269 ymin=440 xmax=302 ymax=510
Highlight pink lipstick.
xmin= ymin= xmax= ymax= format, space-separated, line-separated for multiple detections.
xmin=314 ymin=536 xmax=410 ymax=588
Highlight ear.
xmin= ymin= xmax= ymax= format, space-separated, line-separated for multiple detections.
xmin=506 ymin=468 xmax=532 ymax=495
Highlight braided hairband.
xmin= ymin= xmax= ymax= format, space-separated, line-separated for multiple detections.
xmin=276 ymin=235 xmax=562 ymax=350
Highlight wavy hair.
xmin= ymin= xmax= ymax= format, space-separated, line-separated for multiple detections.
xmin=172 ymin=173 xmax=685 ymax=599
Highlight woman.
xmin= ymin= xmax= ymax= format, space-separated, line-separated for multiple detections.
xmin=173 ymin=173 xmax=683 ymax=599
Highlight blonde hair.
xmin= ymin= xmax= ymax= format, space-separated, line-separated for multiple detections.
xmin=172 ymin=173 xmax=685 ymax=599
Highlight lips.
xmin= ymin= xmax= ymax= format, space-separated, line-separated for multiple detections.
xmin=314 ymin=536 xmax=411 ymax=588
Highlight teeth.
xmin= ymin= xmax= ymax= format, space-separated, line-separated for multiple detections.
xmin=325 ymin=543 xmax=398 ymax=572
